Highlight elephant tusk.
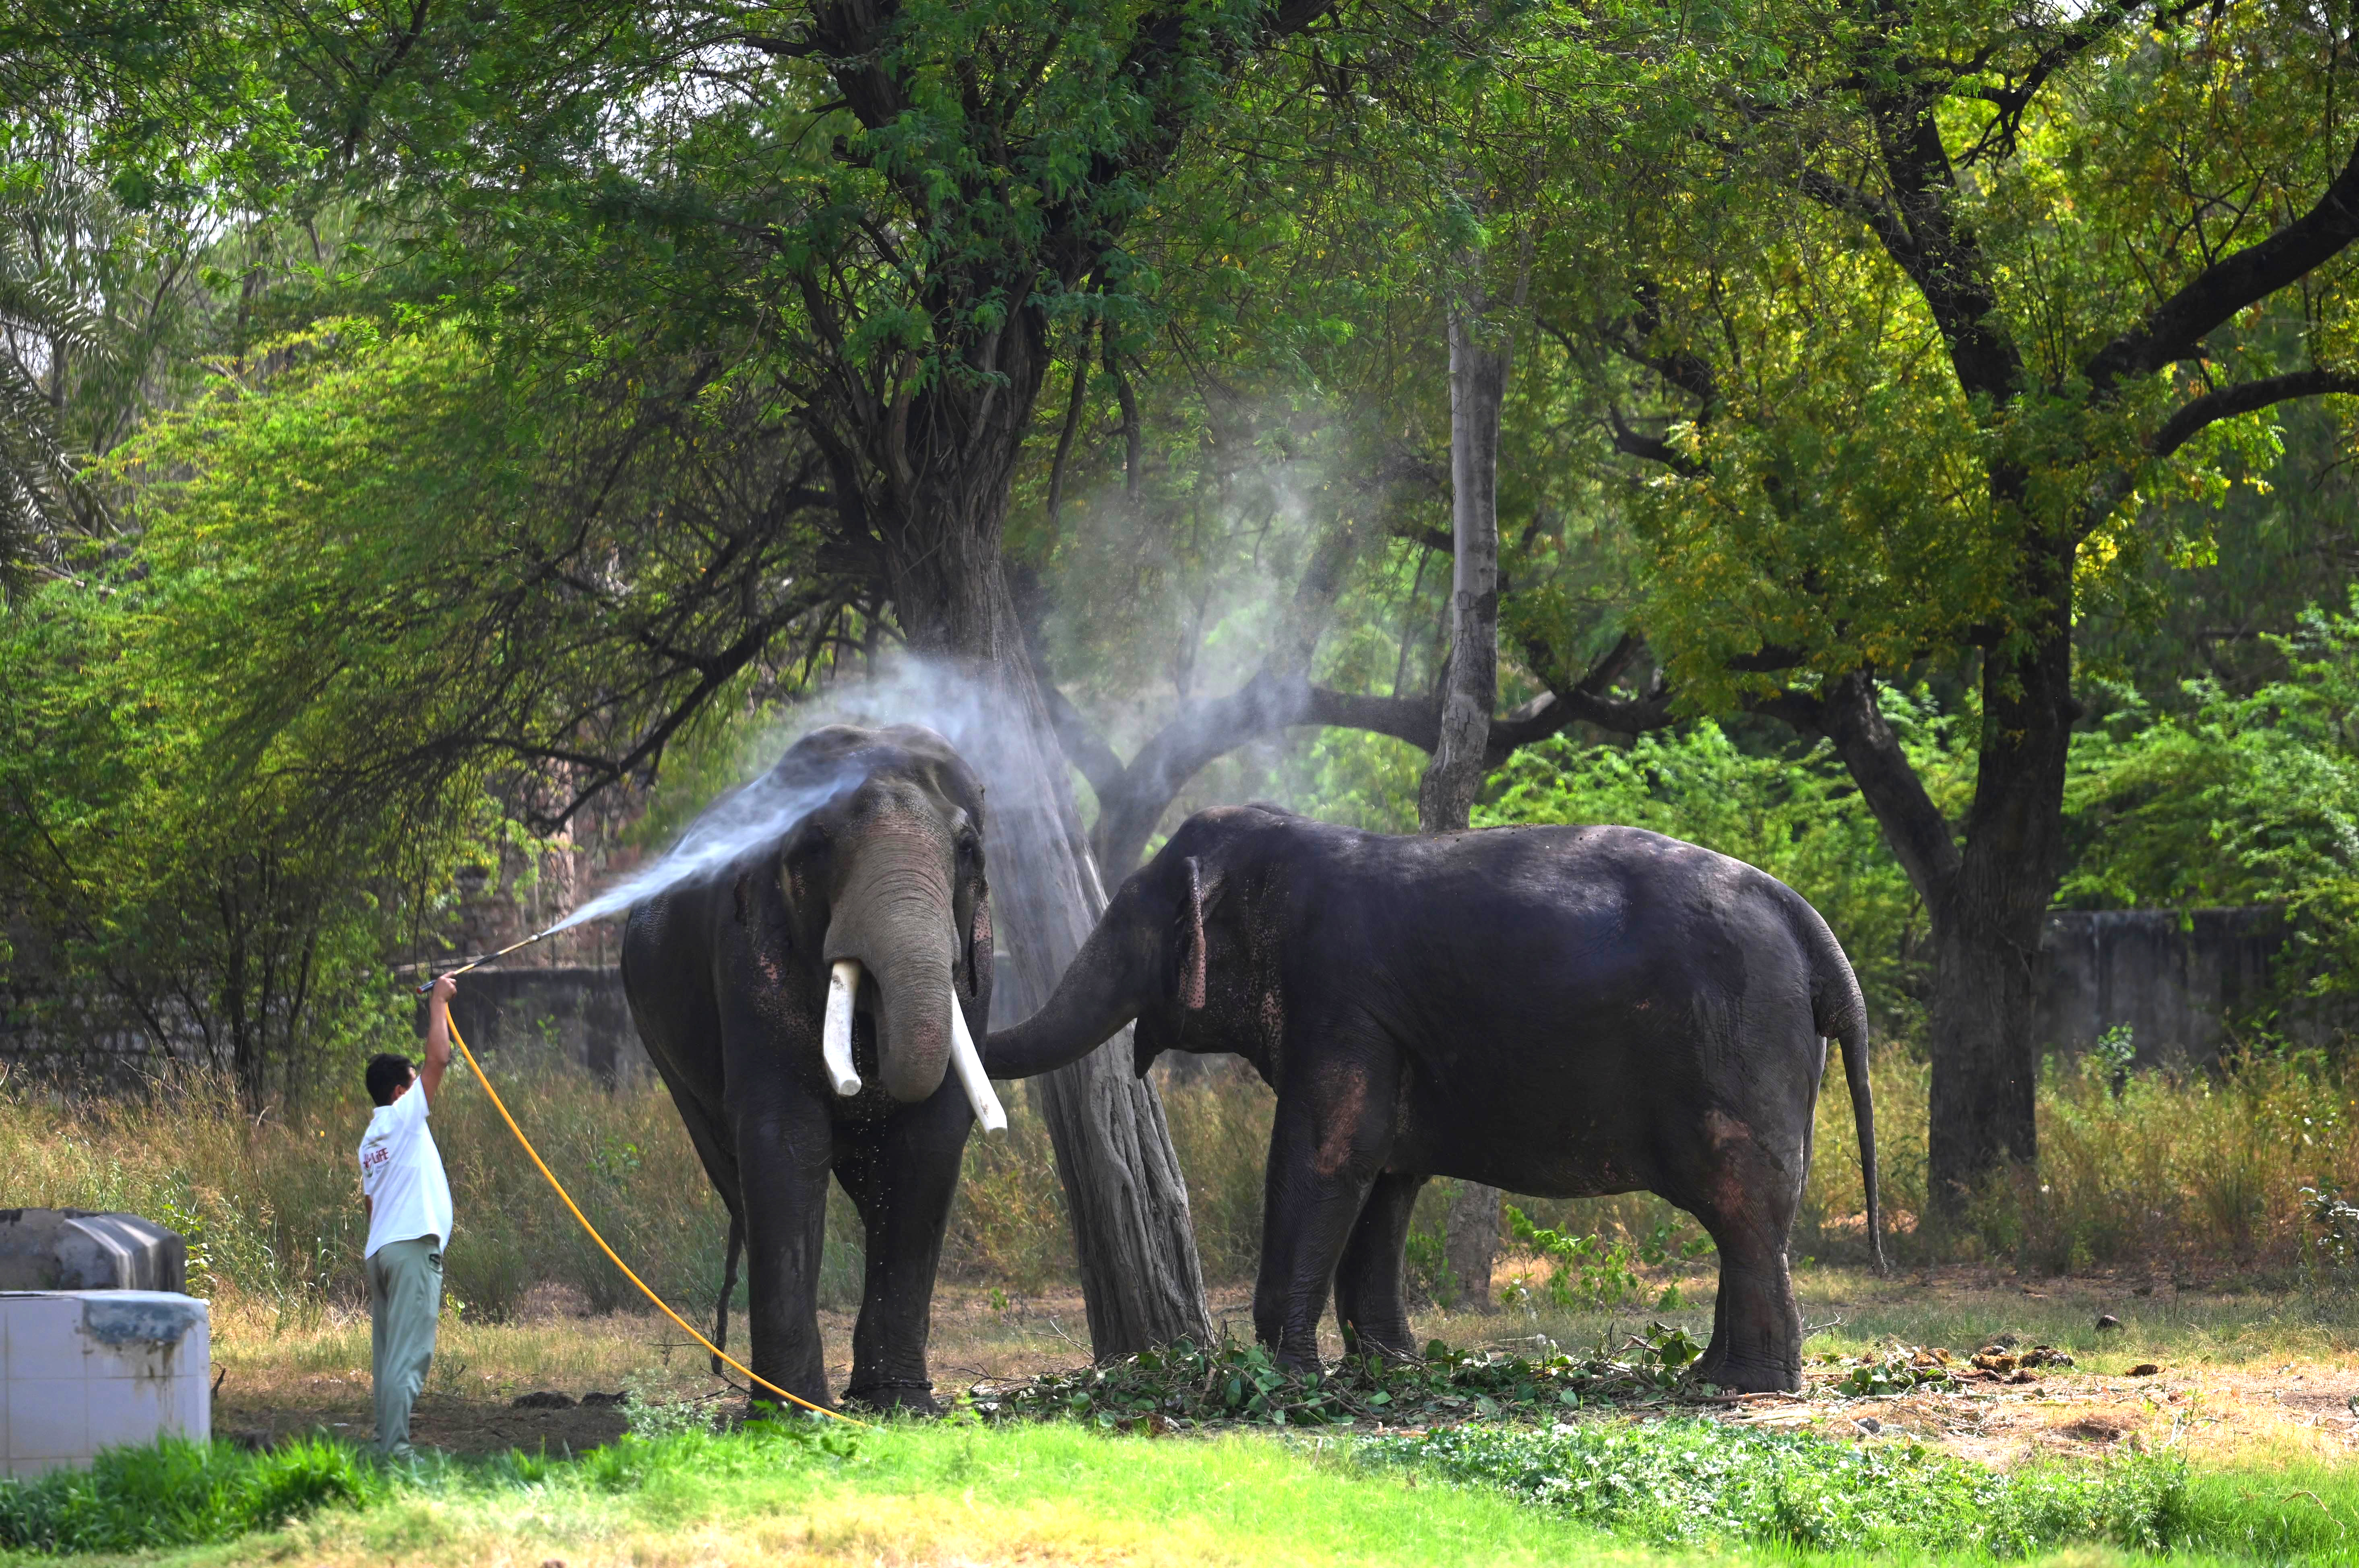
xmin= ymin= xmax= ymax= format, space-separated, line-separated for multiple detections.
xmin=822 ymin=959 xmax=864 ymax=1096
xmin=947 ymin=988 xmax=1008 ymax=1139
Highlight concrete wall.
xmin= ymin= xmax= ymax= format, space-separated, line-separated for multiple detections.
xmin=434 ymin=910 xmax=2345 ymax=1084
xmin=2031 ymin=907 xmax=2345 ymax=1066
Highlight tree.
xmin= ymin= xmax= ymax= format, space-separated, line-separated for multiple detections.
xmin=229 ymin=0 xmax=1458 ymax=1355
xmin=1546 ymin=0 xmax=2359 ymax=1207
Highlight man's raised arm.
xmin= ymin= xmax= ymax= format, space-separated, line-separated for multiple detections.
xmin=421 ymin=974 xmax=456 ymax=1103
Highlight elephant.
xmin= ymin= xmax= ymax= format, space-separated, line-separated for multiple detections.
xmin=984 ymin=803 xmax=1880 ymax=1394
xmin=621 ymin=723 xmax=1003 ymax=1414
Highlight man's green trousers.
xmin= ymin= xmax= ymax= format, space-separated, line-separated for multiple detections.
xmin=367 ymin=1235 xmax=442 ymax=1457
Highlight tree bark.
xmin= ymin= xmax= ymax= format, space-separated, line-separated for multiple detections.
xmin=1417 ymin=299 xmax=1510 ymax=834
xmin=1925 ymin=599 xmax=2074 ymax=1209
xmin=1793 ymin=603 xmax=2072 ymax=1218
xmin=861 ymin=322 xmax=1211 ymax=1355
xmin=1423 ymin=293 xmax=1511 ymax=1308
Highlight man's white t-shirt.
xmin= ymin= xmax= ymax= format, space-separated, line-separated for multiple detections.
xmin=358 ymin=1083 xmax=454 ymax=1260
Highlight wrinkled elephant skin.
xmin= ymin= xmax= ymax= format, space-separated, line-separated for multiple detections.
xmin=986 ymin=806 xmax=1879 ymax=1395
xmin=622 ymin=724 xmax=994 ymax=1413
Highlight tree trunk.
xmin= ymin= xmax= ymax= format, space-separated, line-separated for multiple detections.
xmin=1423 ymin=293 xmax=1512 ymax=1310
xmin=1923 ymin=616 xmax=2074 ymax=1213
xmin=870 ymin=341 xmax=1211 ymax=1355
xmin=1417 ymin=300 xmax=1509 ymax=833
xmin=1442 ymin=1178 xmax=1502 ymax=1311
xmin=1805 ymin=572 xmax=2074 ymax=1219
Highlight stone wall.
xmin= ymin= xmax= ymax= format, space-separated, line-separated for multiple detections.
xmin=429 ymin=966 xmax=655 ymax=1085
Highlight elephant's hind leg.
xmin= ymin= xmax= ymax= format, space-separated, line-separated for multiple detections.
xmin=1684 ymin=1109 xmax=1806 ymax=1393
xmin=1333 ymin=1171 xmax=1427 ymax=1362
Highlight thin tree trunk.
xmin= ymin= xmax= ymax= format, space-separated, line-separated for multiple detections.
xmin=1422 ymin=291 xmax=1512 ymax=1310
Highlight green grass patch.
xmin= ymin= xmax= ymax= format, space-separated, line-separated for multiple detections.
xmin=15 ymin=1412 xmax=2359 ymax=1564
xmin=0 ymin=1436 xmax=379 ymax=1553
xmin=1367 ymin=1418 xmax=2186 ymax=1556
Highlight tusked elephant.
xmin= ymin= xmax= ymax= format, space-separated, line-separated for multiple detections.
xmin=985 ymin=804 xmax=1880 ymax=1394
xmin=622 ymin=724 xmax=1003 ymax=1413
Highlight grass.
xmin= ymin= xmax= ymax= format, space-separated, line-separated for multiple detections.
xmin=10 ymin=1040 xmax=2359 ymax=1334
xmin=16 ymin=1416 xmax=2359 ymax=1566
xmin=0 ymin=1437 xmax=378 ymax=1553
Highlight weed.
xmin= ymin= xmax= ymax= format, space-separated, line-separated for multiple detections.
xmin=0 ymin=1436 xmax=378 ymax=1553
xmin=977 ymin=1322 xmax=1706 ymax=1428
xmin=621 ymin=1366 xmax=719 ymax=1439
xmin=1365 ymin=1417 xmax=2189 ymax=1556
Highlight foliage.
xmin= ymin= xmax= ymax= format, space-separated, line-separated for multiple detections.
xmin=0 ymin=1436 xmax=378 ymax=1553
xmin=1501 ymin=1205 xmax=1710 ymax=1312
xmin=1365 ymin=1418 xmax=2188 ymax=1556
xmin=619 ymin=1368 xmax=721 ymax=1441
xmin=1967 ymin=1046 xmax=2357 ymax=1276
xmin=1825 ymin=1343 xmax=1961 ymax=1397
xmin=2299 ymin=1184 xmax=2359 ymax=1289
xmin=975 ymin=1322 xmax=1706 ymax=1429
xmin=2065 ymin=594 xmax=2359 ymax=995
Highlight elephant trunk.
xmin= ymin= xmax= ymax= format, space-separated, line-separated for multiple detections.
xmin=824 ymin=843 xmax=958 ymax=1104
xmin=984 ymin=886 xmax=1154 ymax=1079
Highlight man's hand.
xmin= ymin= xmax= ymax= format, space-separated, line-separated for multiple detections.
xmin=421 ymin=973 xmax=457 ymax=1104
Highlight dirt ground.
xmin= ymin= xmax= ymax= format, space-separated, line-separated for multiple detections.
xmin=212 ymin=1267 xmax=2359 ymax=1462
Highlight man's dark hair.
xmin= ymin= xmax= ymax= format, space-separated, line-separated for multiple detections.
xmin=366 ymin=1053 xmax=415 ymax=1108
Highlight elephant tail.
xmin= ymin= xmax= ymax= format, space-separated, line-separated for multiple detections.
xmin=712 ymin=1211 xmax=743 ymax=1380
xmin=1804 ymin=911 xmax=1884 ymax=1275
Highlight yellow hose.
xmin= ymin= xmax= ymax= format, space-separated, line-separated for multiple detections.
xmin=440 ymin=1014 xmax=869 ymax=1428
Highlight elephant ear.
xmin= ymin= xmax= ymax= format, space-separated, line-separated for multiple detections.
xmin=1177 ymin=857 xmax=1208 ymax=1010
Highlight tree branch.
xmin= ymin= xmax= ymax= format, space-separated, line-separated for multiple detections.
xmin=2148 ymin=368 xmax=2359 ymax=461
xmin=1607 ymin=405 xmax=1708 ymax=477
xmin=2084 ymin=134 xmax=2359 ymax=393
xmin=1756 ymin=671 xmax=1961 ymax=906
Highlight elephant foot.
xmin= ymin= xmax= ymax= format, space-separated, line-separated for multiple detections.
xmin=843 ymin=1380 xmax=942 ymax=1417
xmin=1341 ymin=1325 xmax=1420 ymax=1366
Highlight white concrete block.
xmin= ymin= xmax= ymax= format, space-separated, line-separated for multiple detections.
xmin=1 ymin=1291 xmax=209 ymax=1471
xmin=11 ymin=1378 xmax=86 ymax=1459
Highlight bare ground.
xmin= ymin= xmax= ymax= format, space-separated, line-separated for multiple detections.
xmin=210 ymin=1266 xmax=2359 ymax=1462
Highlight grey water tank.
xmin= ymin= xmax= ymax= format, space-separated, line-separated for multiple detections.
xmin=0 ymin=1210 xmax=187 ymax=1294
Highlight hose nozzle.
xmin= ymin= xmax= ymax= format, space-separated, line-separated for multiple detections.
xmin=412 ymin=928 xmax=550 ymax=994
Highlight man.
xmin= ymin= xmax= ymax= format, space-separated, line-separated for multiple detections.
xmin=359 ymin=971 xmax=458 ymax=1459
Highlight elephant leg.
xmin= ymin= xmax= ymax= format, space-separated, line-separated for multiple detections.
xmin=1254 ymin=1051 xmax=1398 ymax=1372
xmin=832 ymin=1087 xmax=968 ymax=1415
xmin=1684 ymin=1111 xmax=1807 ymax=1394
xmin=1332 ymin=1171 xmax=1426 ymax=1362
xmin=730 ymin=1078 xmax=836 ymax=1413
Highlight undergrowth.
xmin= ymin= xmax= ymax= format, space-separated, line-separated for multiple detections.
xmin=976 ymin=1322 xmax=1707 ymax=1428
xmin=8 ymin=1038 xmax=2359 ymax=1329
xmin=1365 ymin=1418 xmax=2189 ymax=1557
xmin=0 ymin=1436 xmax=378 ymax=1553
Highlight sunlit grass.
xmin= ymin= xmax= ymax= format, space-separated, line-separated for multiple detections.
xmin=28 ymin=1420 xmax=2359 ymax=1566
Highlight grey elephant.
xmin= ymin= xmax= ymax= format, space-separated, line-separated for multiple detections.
xmin=622 ymin=724 xmax=1003 ymax=1413
xmin=985 ymin=804 xmax=1881 ymax=1394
